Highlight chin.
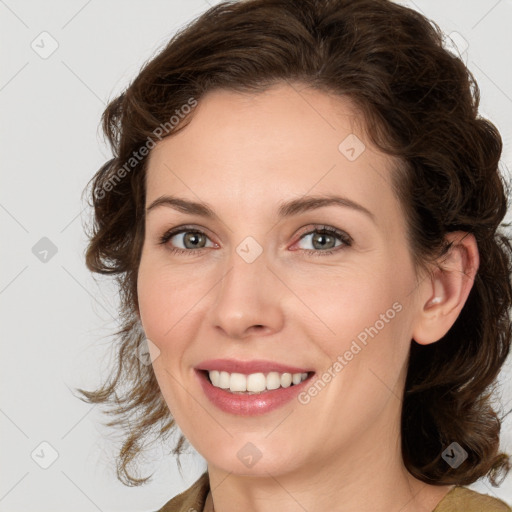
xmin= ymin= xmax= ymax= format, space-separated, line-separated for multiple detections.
xmin=199 ymin=438 xmax=304 ymax=477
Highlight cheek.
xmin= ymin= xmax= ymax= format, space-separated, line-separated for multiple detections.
xmin=297 ymin=265 xmax=414 ymax=403
xmin=137 ymin=273 xmax=172 ymax=341
xmin=136 ymin=260 xmax=193 ymax=415
xmin=137 ymin=255 xmax=182 ymax=346
xmin=291 ymin=265 xmax=404 ymax=345
xmin=136 ymin=253 xmax=214 ymax=359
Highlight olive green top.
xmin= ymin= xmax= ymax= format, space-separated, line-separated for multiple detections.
xmin=155 ymin=471 xmax=512 ymax=512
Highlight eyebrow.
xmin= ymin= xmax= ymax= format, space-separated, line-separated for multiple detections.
xmin=146 ymin=194 xmax=376 ymax=223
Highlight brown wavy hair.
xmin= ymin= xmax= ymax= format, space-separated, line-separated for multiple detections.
xmin=78 ymin=0 xmax=512 ymax=487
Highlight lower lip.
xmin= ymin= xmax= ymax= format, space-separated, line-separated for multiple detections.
xmin=195 ymin=370 xmax=313 ymax=416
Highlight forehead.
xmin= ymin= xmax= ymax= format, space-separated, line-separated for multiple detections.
xmin=145 ymin=84 xmax=402 ymax=229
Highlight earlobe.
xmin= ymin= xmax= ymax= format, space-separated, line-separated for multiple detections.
xmin=412 ymin=231 xmax=480 ymax=345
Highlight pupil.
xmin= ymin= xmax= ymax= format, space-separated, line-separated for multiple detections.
xmin=314 ymin=233 xmax=333 ymax=249
xmin=185 ymin=232 xmax=203 ymax=248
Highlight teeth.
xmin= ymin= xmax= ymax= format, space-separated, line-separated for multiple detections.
xmin=247 ymin=373 xmax=266 ymax=392
xmin=292 ymin=373 xmax=303 ymax=385
xmin=207 ymin=370 xmax=309 ymax=393
xmin=230 ymin=372 xmax=247 ymax=392
xmin=280 ymin=372 xmax=292 ymax=388
xmin=266 ymin=372 xmax=281 ymax=390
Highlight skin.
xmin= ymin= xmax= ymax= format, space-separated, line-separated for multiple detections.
xmin=137 ymin=83 xmax=479 ymax=512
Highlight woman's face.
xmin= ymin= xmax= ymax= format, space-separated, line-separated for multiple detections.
xmin=137 ymin=83 xmax=428 ymax=476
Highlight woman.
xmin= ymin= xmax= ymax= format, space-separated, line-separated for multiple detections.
xmin=79 ymin=0 xmax=512 ymax=510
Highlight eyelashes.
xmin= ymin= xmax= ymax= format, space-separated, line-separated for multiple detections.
xmin=158 ymin=224 xmax=353 ymax=257
xmin=158 ymin=227 xmax=216 ymax=255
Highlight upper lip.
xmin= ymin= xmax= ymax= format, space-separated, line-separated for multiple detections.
xmin=195 ymin=359 xmax=313 ymax=375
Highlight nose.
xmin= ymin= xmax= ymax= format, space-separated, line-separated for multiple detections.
xmin=207 ymin=245 xmax=285 ymax=340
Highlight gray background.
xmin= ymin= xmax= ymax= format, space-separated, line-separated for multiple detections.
xmin=1 ymin=0 xmax=511 ymax=510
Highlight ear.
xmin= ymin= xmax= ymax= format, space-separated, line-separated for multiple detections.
xmin=412 ymin=231 xmax=480 ymax=345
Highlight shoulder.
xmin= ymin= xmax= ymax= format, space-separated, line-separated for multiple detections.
xmin=434 ymin=485 xmax=512 ymax=512
xmin=155 ymin=471 xmax=210 ymax=512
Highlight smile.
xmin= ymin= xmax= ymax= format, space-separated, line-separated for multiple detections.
xmin=207 ymin=370 xmax=309 ymax=393
xmin=194 ymin=359 xmax=315 ymax=415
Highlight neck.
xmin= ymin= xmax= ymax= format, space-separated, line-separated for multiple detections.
xmin=205 ymin=404 xmax=453 ymax=512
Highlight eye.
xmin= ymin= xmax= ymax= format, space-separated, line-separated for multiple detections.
xmin=159 ymin=226 xmax=216 ymax=255
xmin=158 ymin=224 xmax=352 ymax=257
xmin=294 ymin=225 xmax=352 ymax=256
